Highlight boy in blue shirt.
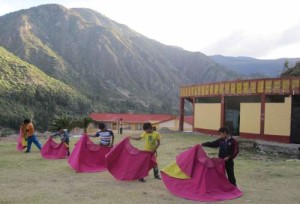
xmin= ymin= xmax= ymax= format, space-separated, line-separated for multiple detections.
xmin=51 ymin=129 xmax=70 ymax=156
xmin=202 ymin=127 xmax=238 ymax=186
xmin=95 ymin=123 xmax=114 ymax=147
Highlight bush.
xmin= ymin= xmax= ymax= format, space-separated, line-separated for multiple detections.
xmin=0 ymin=128 xmax=15 ymax=137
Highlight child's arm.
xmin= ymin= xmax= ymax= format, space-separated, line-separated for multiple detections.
xmin=111 ymin=131 xmax=114 ymax=146
xmin=50 ymin=132 xmax=60 ymax=138
xmin=202 ymin=138 xmax=220 ymax=148
xmin=154 ymin=139 xmax=160 ymax=152
xmin=91 ymin=132 xmax=100 ymax=138
xmin=130 ymin=135 xmax=141 ymax=140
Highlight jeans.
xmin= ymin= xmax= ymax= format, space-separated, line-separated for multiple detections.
xmin=26 ymin=134 xmax=42 ymax=152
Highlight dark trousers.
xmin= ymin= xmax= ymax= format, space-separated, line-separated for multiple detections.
xmin=64 ymin=140 xmax=70 ymax=156
xmin=153 ymin=165 xmax=160 ymax=178
xmin=153 ymin=151 xmax=160 ymax=178
xmin=225 ymin=159 xmax=236 ymax=186
xmin=140 ymin=153 xmax=160 ymax=180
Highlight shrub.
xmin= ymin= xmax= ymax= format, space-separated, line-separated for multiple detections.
xmin=0 ymin=128 xmax=15 ymax=137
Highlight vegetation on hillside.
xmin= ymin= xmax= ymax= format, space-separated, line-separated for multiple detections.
xmin=0 ymin=46 xmax=92 ymax=131
xmin=280 ymin=61 xmax=300 ymax=77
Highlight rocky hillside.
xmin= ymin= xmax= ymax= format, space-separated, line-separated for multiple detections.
xmin=0 ymin=4 xmax=241 ymax=129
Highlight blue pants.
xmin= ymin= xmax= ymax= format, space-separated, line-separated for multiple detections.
xmin=26 ymin=134 xmax=42 ymax=152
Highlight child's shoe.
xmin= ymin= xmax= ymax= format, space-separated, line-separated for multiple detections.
xmin=154 ymin=176 xmax=161 ymax=180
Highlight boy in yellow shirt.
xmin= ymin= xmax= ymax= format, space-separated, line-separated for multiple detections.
xmin=131 ymin=122 xmax=161 ymax=182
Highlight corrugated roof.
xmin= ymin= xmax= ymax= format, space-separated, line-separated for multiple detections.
xmin=89 ymin=113 xmax=176 ymax=123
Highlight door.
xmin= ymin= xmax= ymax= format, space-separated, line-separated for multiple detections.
xmin=291 ymin=96 xmax=300 ymax=143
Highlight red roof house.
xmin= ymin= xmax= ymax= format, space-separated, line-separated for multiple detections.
xmin=88 ymin=113 xmax=176 ymax=133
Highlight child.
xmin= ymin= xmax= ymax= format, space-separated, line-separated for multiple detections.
xmin=51 ymin=129 xmax=70 ymax=156
xmin=23 ymin=119 xmax=42 ymax=153
xmin=202 ymin=126 xmax=238 ymax=186
xmin=94 ymin=123 xmax=114 ymax=147
xmin=130 ymin=122 xmax=161 ymax=182
xmin=20 ymin=121 xmax=28 ymax=149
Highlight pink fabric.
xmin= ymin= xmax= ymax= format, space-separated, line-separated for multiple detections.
xmin=16 ymin=128 xmax=25 ymax=151
xmin=16 ymin=135 xmax=24 ymax=151
xmin=68 ymin=134 xmax=112 ymax=173
xmin=105 ymin=137 xmax=157 ymax=180
xmin=161 ymin=144 xmax=243 ymax=202
xmin=40 ymin=137 xmax=68 ymax=159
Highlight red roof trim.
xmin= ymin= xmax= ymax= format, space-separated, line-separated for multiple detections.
xmin=89 ymin=113 xmax=176 ymax=123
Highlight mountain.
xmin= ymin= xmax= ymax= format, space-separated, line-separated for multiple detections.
xmin=210 ymin=55 xmax=300 ymax=78
xmin=0 ymin=46 xmax=91 ymax=130
xmin=0 ymin=4 xmax=240 ymax=130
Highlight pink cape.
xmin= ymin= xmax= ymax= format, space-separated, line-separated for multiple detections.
xmin=68 ymin=134 xmax=112 ymax=173
xmin=40 ymin=137 xmax=68 ymax=159
xmin=105 ymin=137 xmax=157 ymax=180
xmin=161 ymin=144 xmax=243 ymax=202
xmin=16 ymin=128 xmax=26 ymax=151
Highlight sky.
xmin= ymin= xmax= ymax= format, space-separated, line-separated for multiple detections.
xmin=0 ymin=0 xmax=299 ymax=59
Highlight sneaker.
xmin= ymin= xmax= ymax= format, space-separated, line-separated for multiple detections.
xmin=25 ymin=151 xmax=30 ymax=153
xmin=154 ymin=176 xmax=161 ymax=180
xmin=138 ymin=178 xmax=146 ymax=182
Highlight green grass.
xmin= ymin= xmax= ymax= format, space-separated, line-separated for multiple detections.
xmin=0 ymin=132 xmax=300 ymax=204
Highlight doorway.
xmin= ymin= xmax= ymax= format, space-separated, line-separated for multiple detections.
xmin=224 ymin=96 xmax=261 ymax=136
xmin=291 ymin=95 xmax=300 ymax=143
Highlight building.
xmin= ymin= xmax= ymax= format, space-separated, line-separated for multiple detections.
xmin=179 ymin=77 xmax=300 ymax=144
xmin=153 ymin=116 xmax=193 ymax=132
xmin=88 ymin=113 xmax=174 ymax=134
xmin=88 ymin=113 xmax=193 ymax=134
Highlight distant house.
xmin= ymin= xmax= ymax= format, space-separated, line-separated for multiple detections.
xmin=153 ymin=116 xmax=193 ymax=132
xmin=88 ymin=113 xmax=193 ymax=134
xmin=88 ymin=113 xmax=176 ymax=134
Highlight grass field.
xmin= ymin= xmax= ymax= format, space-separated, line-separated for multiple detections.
xmin=0 ymin=132 xmax=300 ymax=204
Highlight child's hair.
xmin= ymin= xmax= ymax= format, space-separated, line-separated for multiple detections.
xmin=143 ymin=122 xmax=152 ymax=131
xmin=23 ymin=119 xmax=31 ymax=124
xmin=218 ymin=126 xmax=228 ymax=134
xmin=98 ymin=122 xmax=106 ymax=130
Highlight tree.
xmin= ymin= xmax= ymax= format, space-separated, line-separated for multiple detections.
xmin=49 ymin=115 xmax=78 ymax=132
xmin=283 ymin=60 xmax=289 ymax=71
xmin=281 ymin=61 xmax=300 ymax=77
xmin=75 ymin=116 xmax=93 ymax=133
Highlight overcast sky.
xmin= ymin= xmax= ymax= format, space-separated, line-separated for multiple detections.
xmin=0 ymin=0 xmax=299 ymax=59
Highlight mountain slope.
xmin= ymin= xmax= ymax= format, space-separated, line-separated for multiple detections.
xmin=210 ymin=55 xmax=300 ymax=77
xmin=0 ymin=4 xmax=240 ymax=120
xmin=0 ymin=46 xmax=92 ymax=130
